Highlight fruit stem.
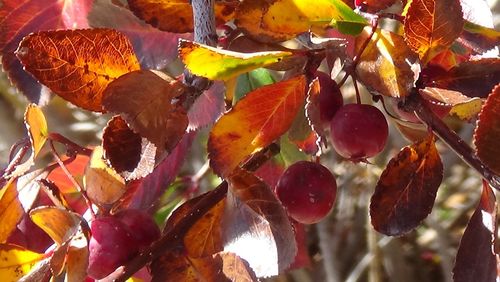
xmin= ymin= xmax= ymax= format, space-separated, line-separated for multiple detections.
xmin=2 ymin=139 xmax=29 ymax=178
xmin=352 ymin=75 xmax=362 ymax=104
xmin=337 ymin=17 xmax=378 ymax=88
xmin=48 ymin=132 xmax=93 ymax=156
xmin=403 ymin=90 xmax=500 ymax=190
xmin=108 ymin=143 xmax=281 ymax=281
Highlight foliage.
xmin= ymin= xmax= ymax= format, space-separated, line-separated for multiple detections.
xmin=0 ymin=0 xmax=499 ymax=281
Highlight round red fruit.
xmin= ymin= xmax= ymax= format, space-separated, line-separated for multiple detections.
xmin=275 ymin=161 xmax=337 ymax=224
xmin=330 ymin=104 xmax=388 ymax=161
xmin=315 ymin=71 xmax=343 ymax=123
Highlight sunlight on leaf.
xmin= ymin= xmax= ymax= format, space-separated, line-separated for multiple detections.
xmin=16 ymin=28 xmax=141 ymax=112
xmin=0 ymin=244 xmax=45 ymax=281
xmin=179 ymin=40 xmax=293 ymax=81
xmin=0 ymin=180 xmax=23 ymax=243
xmin=404 ymin=0 xmax=464 ymax=63
xmin=419 ymin=87 xmax=482 ymax=121
xmin=30 ymin=206 xmax=81 ymax=246
xmin=370 ymin=134 xmax=443 ymax=236
xmin=208 ymin=75 xmax=306 ymax=177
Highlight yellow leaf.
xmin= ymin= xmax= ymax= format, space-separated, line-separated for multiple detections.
xmin=30 ymin=206 xmax=81 ymax=246
xmin=179 ymin=40 xmax=293 ymax=81
xmin=0 ymin=244 xmax=45 ymax=281
xmin=84 ymin=146 xmax=126 ymax=205
xmin=0 ymin=180 xmax=23 ymax=243
xmin=208 ymin=75 xmax=306 ymax=177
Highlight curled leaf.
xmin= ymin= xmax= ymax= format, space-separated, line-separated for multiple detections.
xmin=29 ymin=206 xmax=81 ymax=246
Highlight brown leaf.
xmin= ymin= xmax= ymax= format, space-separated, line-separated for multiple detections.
xmin=29 ymin=206 xmax=81 ymax=246
xmin=216 ymin=252 xmax=258 ymax=282
xmin=16 ymin=29 xmax=141 ymax=112
xmin=127 ymin=0 xmax=237 ymax=33
xmin=225 ymin=168 xmax=297 ymax=277
xmin=423 ymin=58 xmax=500 ymax=98
xmin=103 ymin=69 xmax=188 ymax=153
xmin=208 ymin=75 xmax=306 ymax=177
xmin=453 ymin=182 xmax=498 ymax=282
xmin=474 ymin=83 xmax=500 ymax=175
xmin=403 ymin=0 xmax=464 ymax=63
xmin=0 ymin=180 xmax=23 ymax=243
xmin=355 ymin=27 xmax=418 ymax=98
xmin=370 ymin=134 xmax=443 ymax=236
xmin=419 ymin=87 xmax=481 ymax=121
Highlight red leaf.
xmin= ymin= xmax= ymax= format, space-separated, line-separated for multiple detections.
xmin=187 ymin=81 xmax=225 ymax=131
xmin=370 ymin=134 xmax=443 ymax=236
xmin=453 ymin=182 xmax=499 ymax=282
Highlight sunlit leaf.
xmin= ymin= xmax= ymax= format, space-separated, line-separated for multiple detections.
xmin=224 ymin=168 xmax=297 ymax=277
xmin=47 ymin=154 xmax=90 ymax=194
xmin=355 ymin=27 xmax=418 ymax=98
xmin=422 ymin=58 xmax=500 ymax=98
xmin=103 ymin=69 xmax=188 ymax=152
xmin=29 ymin=206 xmax=81 ymax=246
xmin=234 ymin=68 xmax=276 ymax=103
xmin=419 ymin=87 xmax=482 ymax=121
xmin=453 ymin=182 xmax=498 ymax=282
xmin=0 ymin=244 xmax=45 ymax=281
xmin=370 ymin=134 xmax=443 ymax=236
xmin=179 ymin=40 xmax=293 ymax=81
xmin=208 ymin=75 xmax=306 ymax=177
xmin=127 ymin=0 xmax=237 ymax=33
xmin=235 ymin=0 xmax=367 ymax=42
xmin=403 ymin=0 xmax=464 ymax=63
xmin=474 ymin=83 xmax=500 ymax=175
xmin=84 ymin=146 xmax=126 ymax=205
xmin=0 ymin=180 xmax=24 ymax=243
xmin=64 ymin=231 xmax=89 ymax=282
xmin=461 ymin=21 xmax=500 ymax=55
xmin=0 ymin=0 xmax=91 ymax=103
xmin=5 ymin=104 xmax=48 ymax=178
xmin=16 ymin=28 xmax=141 ymax=112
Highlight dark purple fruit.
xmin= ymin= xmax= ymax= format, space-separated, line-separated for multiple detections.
xmin=275 ymin=161 xmax=337 ymax=224
xmin=330 ymin=104 xmax=388 ymax=161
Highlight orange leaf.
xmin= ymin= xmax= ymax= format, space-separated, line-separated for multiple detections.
xmin=370 ymin=134 xmax=443 ymax=235
xmin=103 ymin=70 xmax=188 ymax=153
xmin=208 ymin=75 xmax=306 ymax=177
xmin=474 ymin=83 xmax=500 ymax=175
xmin=355 ymin=28 xmax=418 ymax=98
xmin=225 ymin=168 xmax=297 ymax=277
xmin=404 ymin=0 xmax=464 ymax=63
xmin=16 ymin=28 xmax=141 ymax=112
xmin=128 ymin=0 xmax=237 ymax=33
xmin=47 ymin=154 xmax=90 ymax=194
xmin=0 ymin=244 xmax=45 ymax=281
xmin=0 ymin=180 xmax=24 ymax=243
xmin=29 ymin=206 xmax=81 ymax=246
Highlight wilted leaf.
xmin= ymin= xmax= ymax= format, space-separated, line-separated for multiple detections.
xmin=370 ymin=134 xmax=443 ymax=236
xmin=355 ymin=28 xmax=418 ymax=98
xmin=179 ymin=40 xmax=293 ymax=81
xmin=224 ymin=168 xmax=297 ymax=277
xmin=103 ymin=69 xmax=188 ymax=152
xmin=208 ymin=75 xmax=306 ymax=177
xmin=423 ymin=58 xmax=500 ymax=98
xmin=474 ymin=84 xmax=500 ymax=175
xmin=419 ymin=87 xmax=481 ymax=121
xmin=29 ymin=206 xmax=81 ymax=246
xmin=0 ymin=244 xmax=45 ymax=281
xmin=127 ymin=0 xmax=237 ymax=33
xmin=84 ymin=146 xmax=126 ymax=205
xmin=0 ymin=0 xmax=91 ymax=103
xmin=453 ymin=182 xmax=498 ymax=282
xmin=404 ymin=0 xmax=464 ymax=63
xmin=5 ymin=104 xmax=48 ymax=178
xmin=235 ymin=0 xmax=367 ymax=42
xmin=16 ymin=28 xmax=141 ymax=112
xmin=0 ymin=180 xmax=24 ymax=243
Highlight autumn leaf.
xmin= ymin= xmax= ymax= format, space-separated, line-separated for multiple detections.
xmin=461 ymin=21 xmax=500 ymax=54
xmin=0 ymin=0 xmax=91 ymax=103
xmin=474 ymin=83 xmax=500 ymax=175
xmin=16 ymin=28 xmax=141 ymax=112
xmin=127 ymin=0 xmax=237 ymax=33
xmin=187 ymin=82 xmax=226 ymax=131
xmin=419 ymin=87 xmax=481 ymax=121
xmin=422 ymin=58 xmax=500 ymax=98
xmin=453 ymin=182 xmax=499 ymax=282
xmin=403 ymin=0 xmax=464 ymax=63
xmin=5 ymin=104 xmax=48 ymax=178
xmin=225 ymin=168 xmax=297 ymax=277
xmin=29 ymin=206 xmax=81 ymax=246
xmin=103 ymin=69 xmax=188 ymax=153
xmin=64 ymin=232 xmax=89 ymax=282
xmin=370 ymin=134 xmax=443 ymax=236
xmin=355 ymin=27 xmax=419 ymax=98
xmin=84 ymin=146 xmax=126 ymax=205
xmin=0 ymin=180 xmax=23 ymax=243
xmin=235 ymin=0 xmax=367 ymax=43
xmin=208 ymin=75 xmax=306 ymax=177
xmin=179 ymin=40 xmax=293 ymax=81
xmin=47 ymin=154 xmax=89 ymax=194
xmin=0 ymin=244 xmax=45 ymax=281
